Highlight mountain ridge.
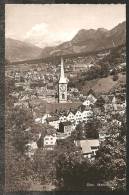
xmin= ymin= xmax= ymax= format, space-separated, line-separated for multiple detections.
xmin=6 ymin=21 xmax=126 ymax=62
xmin=39 ymin=21 xmax=126 ymax=58
xmin=5 ymin=38 xmax=42 ymax=62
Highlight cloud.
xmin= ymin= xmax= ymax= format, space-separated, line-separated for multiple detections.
xmin=24 ymin=23 xmax=79 ymax=48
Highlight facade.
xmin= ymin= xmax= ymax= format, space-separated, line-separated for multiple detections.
xmin=83 ymin=94 xmax=97 ymax=106
xmin=58 ymin=58 xmax=68 ymax=103
xmin=58 ymin=121 xmax=73 ymax=136
xmin=82 ymin=110 xmax=93 ymax=122
xmin=59 ymin=115 xmax=67 ymax=123
xmin=67 ymin=111 xmax=75 ymax=122
xmin=44 ymin=134 xmax=57 ymax=148
xmin=74 ymin=110 xmax=83 ymax=125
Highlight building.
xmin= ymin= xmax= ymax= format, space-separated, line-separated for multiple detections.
xmin=59 ymin=115 xmax=67 ymax=123
xmin=44 ymin=134 xmax=57 ymax=146
xmin=35 ymin=113 xmax=51 ymax=124
xmin=44 ymin=134 xmax=57 ymax=149
xmin=46 ymin=116 xmax=60 ymax=129
xmin=83 ymin=94 xmax=97 ymax=106
xmin=58 ymin=57 xmax=68 ymax=103
xmin=26 ymin=141 xmax=38 ymax=158
xmin=75 ymin=139 xmax=100 ymax=159
xmin=82 ymin=110 xmax=93 ymax=122
xmin=74 ymin=110 xmax=83 ymax=125
xmin=67 ymin=111 xmax=75 ymax=122
xmin=58 ymin=121 xmax=73 ymax=136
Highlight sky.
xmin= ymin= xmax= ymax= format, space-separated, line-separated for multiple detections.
xmin=5 ymin=4 xmax=126 ymax=48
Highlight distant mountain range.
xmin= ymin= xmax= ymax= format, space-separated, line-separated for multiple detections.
xmin=5 ymin=38 xmax=42 ymax=62
xmin=6 ymin=21 xmax=126 ymax=62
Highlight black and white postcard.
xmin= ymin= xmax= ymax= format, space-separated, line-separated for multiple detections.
xmin=4 ymin=2 xmax=126 ymax=192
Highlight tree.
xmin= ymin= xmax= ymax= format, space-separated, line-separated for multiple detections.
xmin=33 ymin=149 xmax=56 ymax=186
xmin=72 ymin=118 xmax=100 ymax=140
xmin=94 ymin=115 xmax=126 ymax=191
xmin=100 ymin=63 xmax=110 ymax=78
xmin=112 ymin=74 xmax=119 ymax=81
xmin=85 ymin=120 xmax=100 ymax=139
xmin=5 ymin=111 xmax=34 ymax=191
xmin=55 ymin=138 xmax=91 ymax=190
xmin=95 ymin=96 xmax=105 ymax=108
xmin=5 ymin=143 xmax=33 ymax=191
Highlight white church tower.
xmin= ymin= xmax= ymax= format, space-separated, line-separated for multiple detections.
xmin=58 ymin=57 xmax=68 ymax=103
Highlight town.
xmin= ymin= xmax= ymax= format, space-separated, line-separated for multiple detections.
xmin=5 ymin=43 xmax=126 ymax=191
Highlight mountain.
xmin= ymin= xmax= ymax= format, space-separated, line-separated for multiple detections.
xmin=40 ymin=21 xmax=126 ymax=58
xmin=6 ymin=21 xmax=126 ymax=62
xmin=5 ymin=38 xmax=42 ymax=62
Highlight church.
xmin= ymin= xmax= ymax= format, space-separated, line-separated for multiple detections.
xmin=58 ymin=57 xmax=68 ymax=103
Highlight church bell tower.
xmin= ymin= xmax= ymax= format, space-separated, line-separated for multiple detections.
xmin=58 ymin=57 xmax=68 ymax=103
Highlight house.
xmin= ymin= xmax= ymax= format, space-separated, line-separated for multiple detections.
xmin=67 ymin=111 xmax=75 ymax=122
xmin=43 ymin=134 xmax=57 ymax=149
xmin=98 ymin=130 xmax=108 ymax=142
xmin=46 ymin=116 xmax=60 ymax=129
xmin=20 ymin=94 xmax=30 ymax=101
xmin=58 ymin=121 xmax=73 ymax=136
xmin=82 ymin=110 xmax=93 ymax=122
xmin=35 ymin=113 xmax=51 ymax=124
xmin=112 ymin=119 xmax=122 ymax=127
xmin=59 ymin=115 xmax=67 ymax=123
xmin=75 ymin=139 xmax=100 ymax=159
xmin=121 ymin=100 xmax=126 ymax=110
xmin=26 ymin=141 xmax=38 ymax=158
xmin=41 ymin=113 xmax=51 ymax=124
xmin=87 ymin=94 xmax=97 ymax=104
xmin=74 ymin=110 xmax=83 ymax=124
xmin=102 ymin=95 xmax=114 ymax=112
xmin=112 ymin=96 xmax=125 ymax=112
xmin=82 ymin=94 xmax=97 ymax=107
xmin=82 ymin=99 xmax=91 ymax=107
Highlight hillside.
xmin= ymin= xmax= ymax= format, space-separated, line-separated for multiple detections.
xmin=80 ymin=73 xmax=126 ymax=95
xmin=40 ymin=21 xmax=126 ymax=58
xmin=5 ymin=38 xmax=42 ymax=62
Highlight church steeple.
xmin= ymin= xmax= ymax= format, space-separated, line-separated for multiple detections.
xmin=58 ymin=57 xmax=68 ymax=103
xmin=59 ymin=57 xmax=67 ymax=84
xmin=61 ymin=57 xmax=64 ymax=79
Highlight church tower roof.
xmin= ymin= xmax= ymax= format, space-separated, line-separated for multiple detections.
xmin=59 ymin=57 xmax=67 ymax=83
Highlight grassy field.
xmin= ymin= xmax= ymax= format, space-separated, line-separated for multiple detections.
xmin=81 ymin=73 xmax=126 ymax=95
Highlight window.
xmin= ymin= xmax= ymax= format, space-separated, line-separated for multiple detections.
xmin=45 ymin=138 xmax=49 ymax=140
xmin=45 ymin=142 xmax=48 ymax=145
xmin=62 ymin=93 xmax=65 ymax=99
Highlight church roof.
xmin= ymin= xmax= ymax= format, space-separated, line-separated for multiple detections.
xmin=59 ymin=57 xmax=68 ymax=84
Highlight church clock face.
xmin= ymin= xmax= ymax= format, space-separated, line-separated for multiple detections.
xmin=60 ymin=84 xmax=66 ymax=92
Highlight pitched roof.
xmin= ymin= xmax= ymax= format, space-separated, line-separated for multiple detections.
xmin=76 ymin=139 xmax=99 ymax=154
xmin=60 ymin=121 xmax=72 ymax=126
xmin=78 ymin=140 xmax=92 ymax=154
xmin=67 ymin=110 xmax=75 ymax=116
xmin=46 ymin=116 xmax=59 ymax=122
xmin=100 ymin=95 xmax=113 ymax=104
xmin=87 ymin=93 xmax=97 ymax=101
xmin=87 ymin=139 xmax=100 ymax=147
